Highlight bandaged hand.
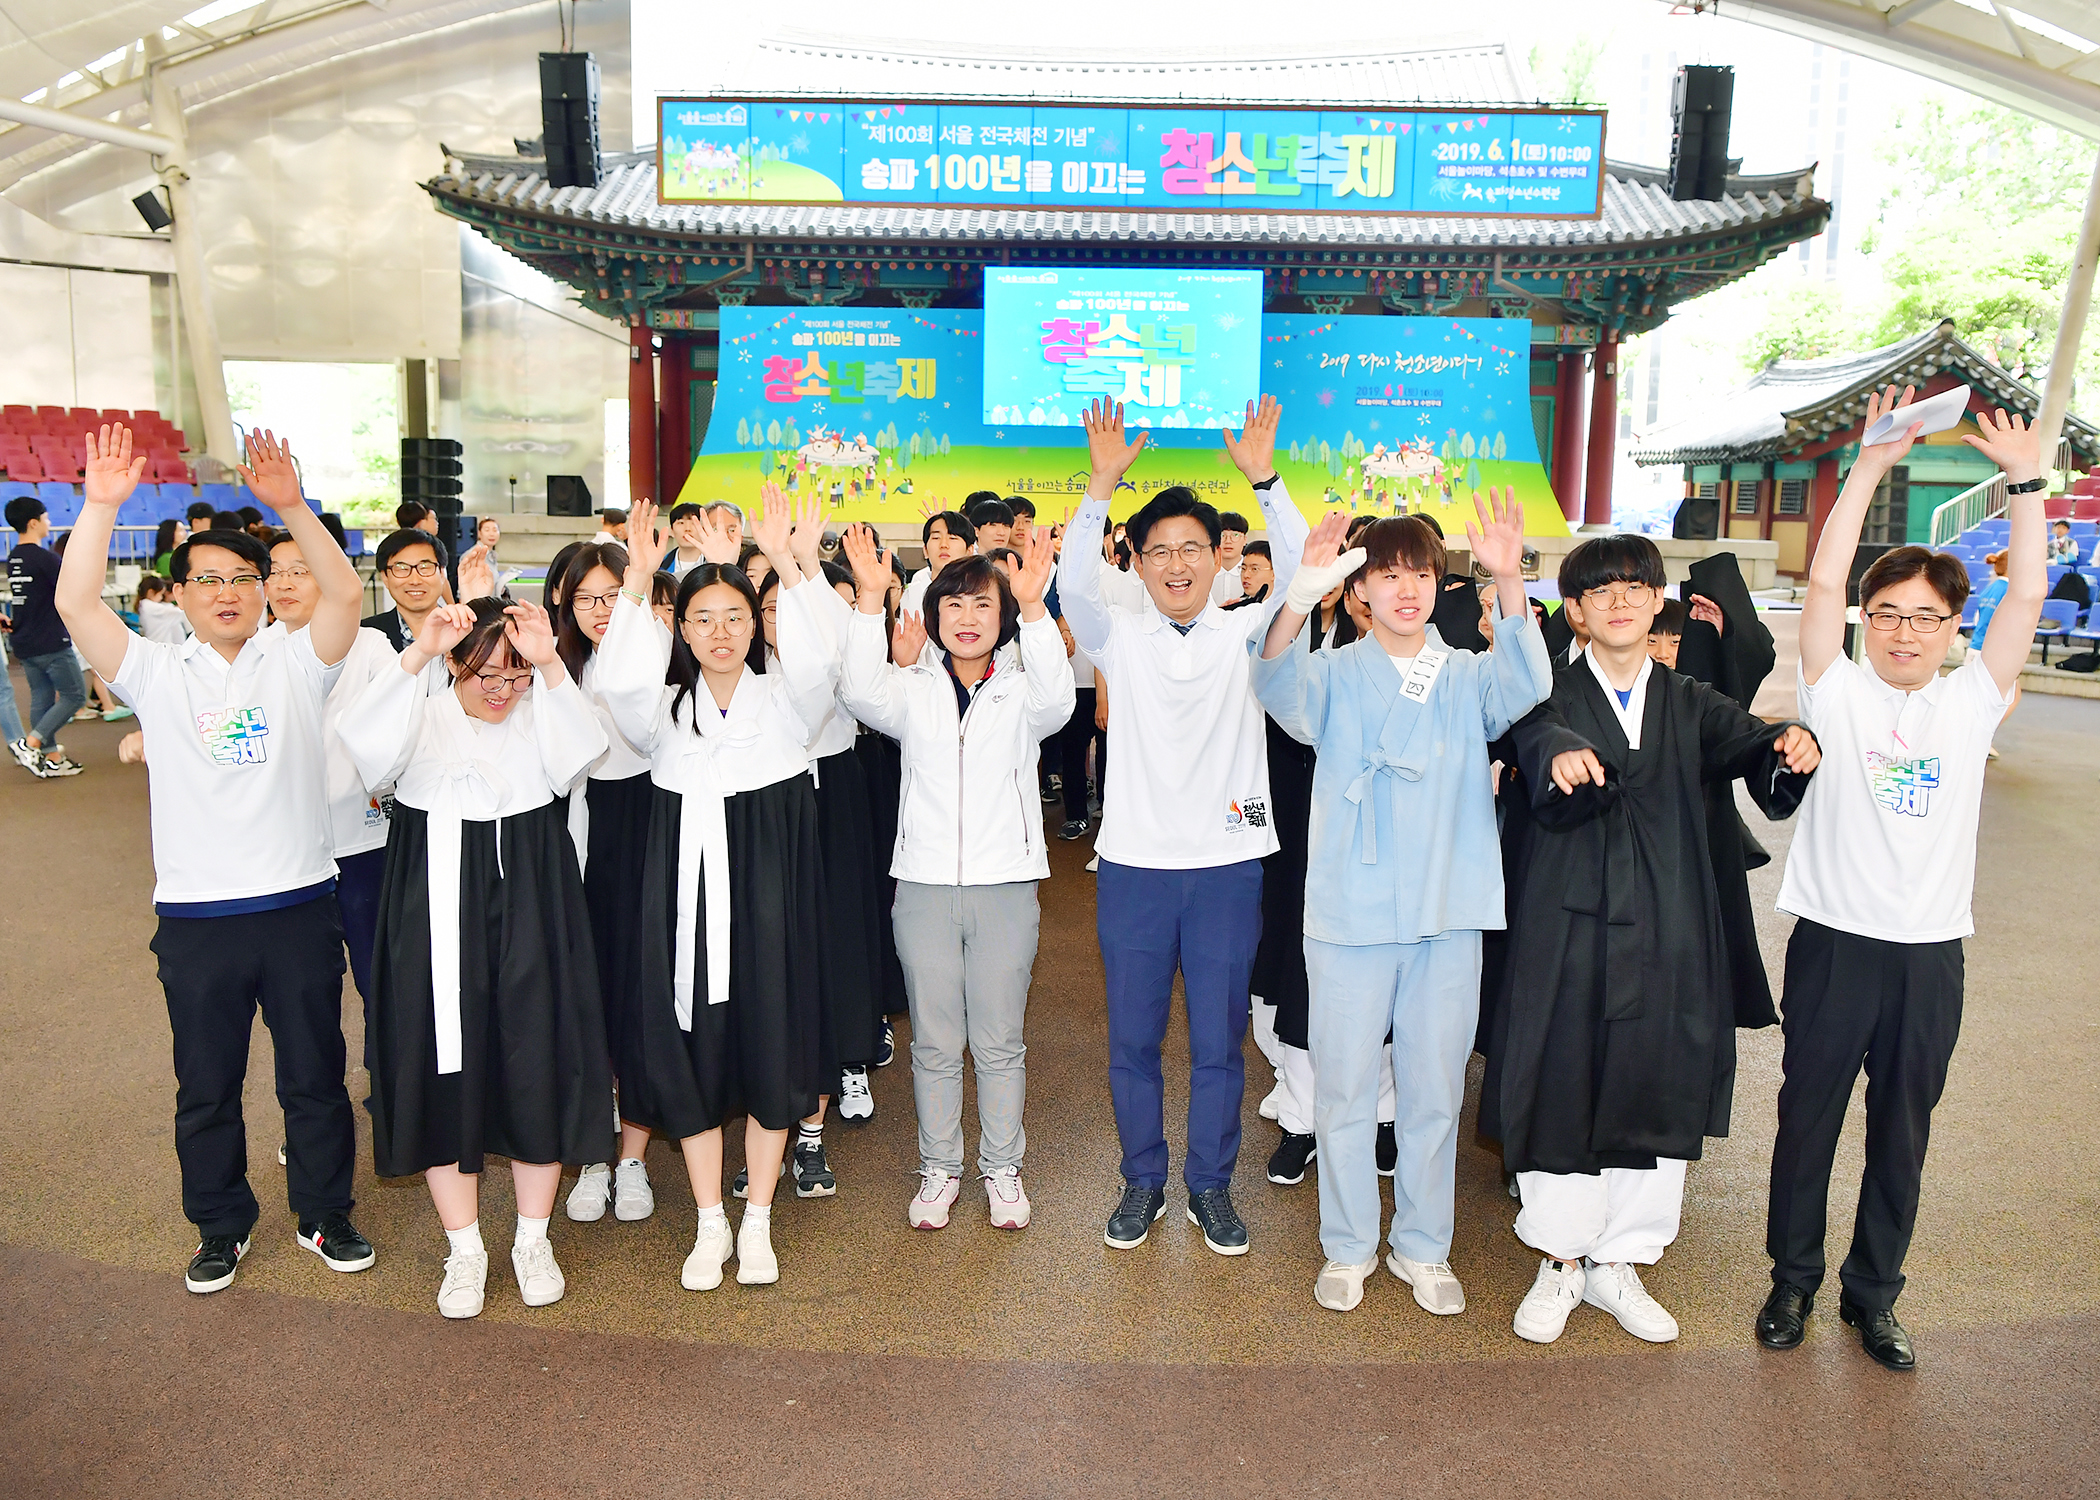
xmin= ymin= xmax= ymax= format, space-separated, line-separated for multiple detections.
xmin=1284 ymin=547 xmax=1366 ymax=614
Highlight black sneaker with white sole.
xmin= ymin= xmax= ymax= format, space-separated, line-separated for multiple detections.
xmin=1187 ymin=1186 xmax=1250 ymax=1256
xmin=1058 ymin=818 xmax=1090 ymax=841
xmin=185 ymin=1233 xmax=250 ymax=1293
xmin=792 ymin=1140 xmax=837 ymax=1197
xmin=1104 ymin=1182 xmax=1167 ymax=1250
xmin=1376 ymin=1120 xmax=1398 ymax=1178
xmin=1266 ymin=1130 xmax=1316 ymax=1185
xmin=296 ymin=1211 xmax=376 ymax=1272
xmin=875 ymin=1018 xmax=896 ymax=1068
xmin=732 ymin=1160 xmax=788 ymax=1200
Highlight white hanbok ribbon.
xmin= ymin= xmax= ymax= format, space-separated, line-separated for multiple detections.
xmin=669 ymin=721 xmax=758 ymax=1026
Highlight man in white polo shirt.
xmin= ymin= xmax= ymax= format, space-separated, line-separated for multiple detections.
xmin=1757 ymin=390 xmax=2049 ymax=1371
xmin=57 ymin=423 xmax=376 ymax=1295
xmin=1059 ymin=394 xmax=1308 ymax=1257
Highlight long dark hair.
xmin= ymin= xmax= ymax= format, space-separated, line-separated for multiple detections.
xmin=543 ymin=540 xmax=585 ymax=610
xmin=748 ymin=569 xmax=780 ymax=675
xmin=554 ymin=541 xmax=629 ymax=680
xmin=152 ymin=518 xmax=182 ymax=561
xmin=449 ymin=597 xmax=517 ymax=682
xmin=668 ymin=564 xmax=759 ymax=727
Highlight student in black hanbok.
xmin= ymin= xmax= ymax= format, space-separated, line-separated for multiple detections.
xmin=1488 ymin=535 xmax=1818 ymax=1347
xmin=596 ymin=489 xmax=842 ymax=1291
xmin=342 ymin=596 xmax=613 ymax=1320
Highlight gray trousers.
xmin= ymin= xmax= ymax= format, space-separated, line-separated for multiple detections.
xmin=892 ymin=880 xmax=1040 ymax=1177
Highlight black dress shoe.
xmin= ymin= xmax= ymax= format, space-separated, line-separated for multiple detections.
xmin=1756 ymin=1281 xmax=1814 ymax=1349
xmin=1375 ymin=1121 xmax=1397 ymax=1178
xmin=1839 ymin=1295 xmax=1916 ymax=1371
xmin=1266 ymin=1130 xmax=1316 ymax=1185
xmin=1104 ymin=1182 xmax=1166 ymax=1250
xmin=1186 ymin=1186 xmax=1249 ymax=1256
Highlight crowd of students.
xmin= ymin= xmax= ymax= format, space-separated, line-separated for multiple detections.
xmin=28 ymin=385 xmax=2047 ymax=1371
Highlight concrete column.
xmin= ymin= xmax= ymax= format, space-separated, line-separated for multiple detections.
xmin=147 ymin=67 xmax=237 ymax=471
xmin=1583 ymin=338 xmax=1619 ymax=528
xmin=627 ymin=325 xmax=657 ymax=509
xmin=1550 ymin=350 xmax=1588 ymax=524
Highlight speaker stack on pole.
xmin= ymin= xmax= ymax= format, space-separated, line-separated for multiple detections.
xmin=1668 ymin=64 xmax=1735 ymax=202
xmin=402 ymin=438 xmax=464 ymax=525
xmin=1672 ymin=493 xmax=1722 ymax=540
xmin=539 ymin=52 xmax=602 ymax=191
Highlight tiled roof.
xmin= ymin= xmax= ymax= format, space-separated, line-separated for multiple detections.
xmin=1628 ymin=321 xmax=2100 ymax=464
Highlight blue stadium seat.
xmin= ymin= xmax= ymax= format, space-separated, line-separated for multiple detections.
xmin=2036 ymin=597 xmax=2081 ymax=665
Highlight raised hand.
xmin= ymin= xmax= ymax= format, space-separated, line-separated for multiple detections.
xmin=840 ymin=522 xmax=892 ymax=603
xmin=1856 ymin=385 xmax=1923 ymax=474
xmin=788 ymin=489 xmax=826 ymax=572
xmin=1009 ymin=524 xmax=1058 ymax=610
xmin=1465 ymin=486 xmax=1526 ymax=580
xmin=236 ymin=429 xmax=304 ymax=512
xmin=503 ymin=600 xmax=560 ymax=668
xmin=1688 ymin=593 xmax=1724 ymax=630
xmin=457 ymin=542 xmax=497 ymax=602
xmin=1549 ymin=747 xmax=1607 ymax=797
xmin=1084 ymin=397 xmax=1147 ymax=482
xmin=891 ymin=609 xmax=927 ymax=668
xmin=1774 ymin=723 xmax=1820 ymax=775
xmin=753 ymin=483 xmax=798 ymax=577
xmin=83 ymin=423 xmax=146 ymax=510
xmin=1299 ymin=510 xmax=1355 ymax=573
xmin=1962 ymin=406 xmax=2045 ymax=482
xmin=695 ymin=507 xmax=740 ymax=565
xmin=410 ymin=601 xmax=478 ymax=660
xmin=625 ymin=498 xmax=668 ymax=576
xmin=1221 ymin=394 xmax=1282 ymax=483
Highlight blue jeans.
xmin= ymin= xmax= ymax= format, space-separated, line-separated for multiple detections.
xmin=20 ymin=647 xmax=85 ymax=747
xmin=0 ymin=643 xmax=23 ymax=743
xmin=1096 ymin=858 xmax=1263 ymax=1194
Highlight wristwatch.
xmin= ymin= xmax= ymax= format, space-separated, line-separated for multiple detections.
xmin=2006 ymin=476 xmax=2048 ymax=494
xmin=1250 ymin=474 xmax=1280 ymax=491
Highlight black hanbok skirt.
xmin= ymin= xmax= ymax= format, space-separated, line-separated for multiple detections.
xmin=579 ymin=771 xmax=653 ymax=1096
xmin=623 ymin=775 xmax=826 ymax=1137
xmin=1251 ymin=719 xmax=1315 ymax=1047
xmin=812 ymin=745 xmax=885 ymax=1072
xmin=369 ymin=801 xmax=616 ymax=1177
xmin=853 ymin=729 xmax=910 ymax=1018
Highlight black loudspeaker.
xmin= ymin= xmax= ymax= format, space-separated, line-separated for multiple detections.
xmin=539 ymin=52 xmax=601 ymax=191
xmin=547 ymin=474 xmax=594 ymax=518
xmin=401 ymin=437 xmax=464 ymax=517
xmin=1668 ymin=65 xmax=1734 ymax=202
xmin=1672 ymin=494 xmax=1721 ymax=540
xmin=131 ymin=188 xmax=171 ymax=231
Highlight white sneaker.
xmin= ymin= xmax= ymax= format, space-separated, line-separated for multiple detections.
xmin=1385 ymin=1251 xmax=1466 ymax=1315
xmin=512 ymin=1238 xmax=566 ymax=1307
xmin=565 ymin=1162 xmax=612 ymax=1222
xmin=680 ymin=1214 xmax=734 ymax=1292
xmin=1582 ymin=1259 xmax=1678 ymax=1342
xmin=735 ymin=1213 xmax=779 ymax=1285
xmin=984 ymin=1167 xmax=1030 ymax=1229
xmin=438 ymin=1249 xmax=487 ymax=1319
xmin=1258 ymin=1080 xmax=1284 ymax=1122
xmin=837 ymin=1066 xmax=874 ymax=1121
xmin=908 ymin=1168 xmax=960 ymax=1229
xmin=613 ymin=1158 xmax=654 ymax=1221
xmin=1314 ymin=1256 xmax=1380 ymax=1313
xmin=1084 ymin=854 xmax=1099 ymax=873
xmin=1513 ymin=1257 xmax=1586 ymax=1344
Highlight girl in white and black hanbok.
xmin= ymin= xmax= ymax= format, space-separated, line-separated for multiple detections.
xmin=550 ymin=541 xmax=667 ymax=1227
xmin=595 ymin=492 xmax=841 ymax=1290
xmin=342 ymin=597 xmax=612 ymax=1321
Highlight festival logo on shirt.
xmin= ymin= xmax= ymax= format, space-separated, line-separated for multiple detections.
xmin=1865 ymin=750 xmax=1939 ymax=817
xmin=196 ymin=705 xmax=270 ymax=766
xmin=1226 ymin=793 xmax=1269 ymax=831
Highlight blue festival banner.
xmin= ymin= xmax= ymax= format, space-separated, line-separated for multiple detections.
xmin=659 ymin=98 xmax=1605 ymax=218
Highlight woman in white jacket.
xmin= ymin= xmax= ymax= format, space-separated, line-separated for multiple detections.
xmin=836 ymin=523 xmax=1074 ymax=1231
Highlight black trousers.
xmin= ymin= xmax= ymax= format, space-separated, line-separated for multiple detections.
xmin=151 ymin=894 xmax=354 ymax=1238
xmin=336 ymin=847 xmax=386 ymax=1077
xmin=1058 ymin=688 xmax=1103 ymax=824
xmin=1765 ymin=918 xmax=1964 ymax=1311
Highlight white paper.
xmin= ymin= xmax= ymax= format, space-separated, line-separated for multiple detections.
xmin=1862 ymin=384 xmax=1971 ymax=447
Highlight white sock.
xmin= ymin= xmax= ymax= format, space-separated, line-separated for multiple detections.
xmin=446 ymin=1221 xmax=484 ymax=1257
xmin=514 ymin=1212 xmax=550 ymax=1248
xmin=698 ymin=1201 xmax=728 ymax=1228
xmin=619 ymin=1156 xmax=645 ymax=1170
xmin=798 ymin=1120 xmax=823 ymax=1145
xmin=742 ymin=1202 xmax=772 ymax=1228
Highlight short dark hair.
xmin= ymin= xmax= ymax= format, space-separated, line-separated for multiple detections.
xmin=601 ymin=507 xmax=629 ymax=525
xmin=1560 ymin=534 xmax=1667 ymax=600
xmin=211 ymin=510 xmax=246 ymax=531
xmin=1126 ymin=487 xmax=1221 ymax=552
xmin=448 ymin=596 xmax=517 ymax=680
xmin=1416 ymin=512 xmax=1446 ymax=540
xmin=375 ymin=527 xmax=448 ymax=573
xmin=1651 ymin=597 xmax=1687 ymax=637
xmin=669 ymin=503 xmax=704 ymax=523
xmin=1242 ymin=539 xmax=1272 ymax=561
xmin=170 ymin=528 xmax=272 ymax=583
xmin=1354 ymin=516 xmax=1446 ymax=581
xmin=319 ymin=512 xmax=348 ymax=552
xmin=964 ymin=496 xmax=1015 ymax=530
xmin=985 ymin=546 xmax=1023 ymax=569
xmin=668 ymin=563 xmax=760 ymax=725
xmin=1860 ymin=545 xmax=1971 ymax=613
xmin=1217 ymin=511 xmax=1250 ymax=534
xmin=922 ymin=510 xmax=977 ymax=547
xmin=185 ymin=500 xmax=216 ymax=525
xmin=1005 ymin=495 xmax=1036 ymax=519
xmin=963 ymin=490 xmax=1000 ymax=510
xmin=4 ymin=496 xmax=45 ymax=531
xmin=922 ymin=552 xmax=1020 ymax=654
xmin=395 ymin=501 xmax=429 ymax=530
xmin=649 ymin=570 xmax=677 ymax=607
xmin=264 ymin=528 xmax=296 ymax=550
xmin=237 ymin=505 xmax=263 ymax=528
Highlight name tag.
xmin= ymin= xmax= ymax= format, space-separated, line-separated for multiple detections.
xmin=1398 ymin=647 xmax=1448 ymax=705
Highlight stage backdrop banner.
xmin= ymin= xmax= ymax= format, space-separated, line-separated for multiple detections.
xmin=658 ymin=98 xmax=1606 ymax=218
xmin=679 ymin=307 xmax=1568 ymax=538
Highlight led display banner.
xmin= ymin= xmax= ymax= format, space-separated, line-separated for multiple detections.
xmin=981 ymin=268 xmax=1263 ymax=430
xmin=658 ymin=98 xmax=1605 ymax=218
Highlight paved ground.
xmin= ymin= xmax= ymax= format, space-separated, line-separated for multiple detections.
xmin=2 ymin=658 xmax=2095 ymax=1497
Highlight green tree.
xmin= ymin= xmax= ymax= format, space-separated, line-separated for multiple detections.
xmin=1460 ymin=432 xmax=1476 ymax=460
xmin=766 ymin=418 xmax=782 ymax=446
xmin=1491 ymin=431 xmax=1507 ymax=461
xmin=735 ymin=416 xmax=751 ymax=446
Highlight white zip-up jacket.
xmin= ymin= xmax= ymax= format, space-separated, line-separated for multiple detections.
xmin=838 ymin=606 xmax=1075 ymax=887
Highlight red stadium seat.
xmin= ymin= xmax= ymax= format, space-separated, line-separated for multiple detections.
xmin=2044 ymin=495 xmax=2074 ymax=520
xmin=4 ymin=452 xmax=46 ymax=482
xmin=2074 ymin=498 xmax=2100 ymax=521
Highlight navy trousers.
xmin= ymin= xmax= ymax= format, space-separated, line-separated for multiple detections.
xmin=1096 ymin=858 xmax=1263 ymax=1193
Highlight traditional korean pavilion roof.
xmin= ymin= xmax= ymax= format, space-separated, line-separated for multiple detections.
xmin=1628 ymin=320 xmax=2100 ymax=466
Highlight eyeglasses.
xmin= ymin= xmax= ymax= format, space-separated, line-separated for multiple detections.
xmin=1140 ymin=542 xmax=1213 ymax=567
xmin=186 ymin=574 xmax=263 ymax=593
xmin=270 ymin=564 xmax=312 ymax=581
xmin=471 ymin=668 xmax=534 ymax=693
xmin=385 ymin=560 xmax=441 ymax=579
xmin=1865 ymin=609 xmax=1952 ymax=633
xmin=1580 ymin=582 xmax=1655 ymax=608
xmin=570 ymin=588 xmax=622 ymax=611
xmin=683 ymin=610 xmax=752 ymax=636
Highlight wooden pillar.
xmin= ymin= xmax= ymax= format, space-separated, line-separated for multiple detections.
xmin=1550 ymin=350 xmax=1588 ymax=523
xmin=1806 ymin=453 xmax=1843 ymax=566
xmin=659 ymin=336 xmax=692 ymax=506
xmin=1583 ymin=338 xmax=1618 ymax=528
xmin=627 ymin=325 xmax=657 ymax=510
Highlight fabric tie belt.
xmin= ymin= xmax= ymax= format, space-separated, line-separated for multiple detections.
xmin=423 ymin=758 xmax=513 ymax=1075
xmin=670 ymin=728 xmax=761 ymax=1026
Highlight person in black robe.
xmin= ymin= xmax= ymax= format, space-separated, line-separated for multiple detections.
xmin=1486 ymin=535 xmax=1818 ymax=1348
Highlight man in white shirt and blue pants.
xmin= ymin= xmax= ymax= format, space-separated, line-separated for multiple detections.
xmin=1059 ymin=396 xmax=1307 ymax=1256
